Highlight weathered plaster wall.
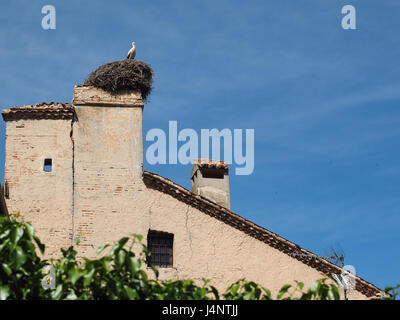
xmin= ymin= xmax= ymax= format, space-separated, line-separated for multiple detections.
xmin=144 ymin=188 xmax=367 ymax=300
xmin=71 ymin=184 xmax=366 ymax=299
xmin=4 ymin=119 xmax=73 ymax=258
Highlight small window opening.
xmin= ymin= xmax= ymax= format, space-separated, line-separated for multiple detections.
xmin=147 ymin=230 xmax=173 ymax=268
xmin=201 ymin=168 xmax=224 ymax=179
xmin=43 ymin=159 xmax=52 ymax=172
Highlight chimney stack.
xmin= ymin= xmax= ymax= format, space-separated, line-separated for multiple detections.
xmin=191 ymin=159 xmax=230 ymax=209
xmin=71 ymin=85 xmax=145 ymax=255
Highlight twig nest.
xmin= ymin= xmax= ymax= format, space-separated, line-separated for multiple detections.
xmin=83 ymin=60 xmax=154 ymax=101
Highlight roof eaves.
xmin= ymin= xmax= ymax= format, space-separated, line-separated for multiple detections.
xmin=2 ymin=103 xmax=74 ymax=121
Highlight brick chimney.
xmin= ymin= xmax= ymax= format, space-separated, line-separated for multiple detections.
xmin=71 ymin=85 xmax=145 ymax=255
xmin=72 ymin=85 xmax=144 ymax=183
xmin=191 ymin=159 xmax=230 ymax=209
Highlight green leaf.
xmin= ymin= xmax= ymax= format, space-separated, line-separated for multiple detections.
xmin=101 ymin=258 xmax=112 ymax=272
xmin=124 ymin=286 xmax=138 ymax=300
xmin=117 ymin=250 xmax=126 ymax=266
xmin=0 ymin=229 xmax=10 ymax=239
xmin=68 ymin=269 xmax=84 ymax=285
xmin=118 ymin=237 xmax=129 ymax=247
xmin=296 ymin=281 xmax=304 ymax=290
xmin=328 ymin=286 xmax=340 ymax=300
xmin=0 ymin=239 xmax=9 ymax=253
xmin=66 ymin=290 xmax=78 ymax=300
xmin=13 ymin=246 xmax=27 ymax=268
xmin=230 ymin=283 xmax=240 ymax=295
xmin=25 ymin=224 xmax=35 ymax=239
xmin=211 ymin=286 xmax=220 ymax=300
xmin=83 ymin=268 xmax=95 ymax=287
xmin=277 ymin=284 xmax=291 ymax=299
xmin=1 ymin=263 xmax=12 ymax=276
xmin=128 ymin=256 xmax=141 ymax=274
xmin=243 ymin=292 xmax=252 ymax=300
xmin=0 ymin=286 xmax=10 ymax=300
xmin=262 ymin=287 xmax=272 ymax=299
xmin=33 ymin=237 xmax=45 ymax=254
xmin=51 ymin=284 xmax=63 ymax=300
xmin=310 ymin=280 xmax=321 ymax=293
xmin=110 ymin=237 xmax=129 ymax=255
xmin=96 ymin=244 xmax=109 ymax=256
xmin=12 ymin=226 xmax=24 ymax=246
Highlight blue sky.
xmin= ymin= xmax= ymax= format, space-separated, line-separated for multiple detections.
xmin=0 ymin=1 xmax=399 ymax=290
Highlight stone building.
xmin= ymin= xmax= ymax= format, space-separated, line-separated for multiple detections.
xmin=1 ymin=85 xmax=383 ymax=299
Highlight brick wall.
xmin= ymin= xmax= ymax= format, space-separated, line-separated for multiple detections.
xmin=4 ymin=119 xmax=73 ymax=258
xmin=72 ymin=105 xmax=145 ymax=256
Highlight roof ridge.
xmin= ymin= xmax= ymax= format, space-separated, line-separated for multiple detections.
xmin=143 ymin=170 xmax=384 ymax=298
xmin=2 ymin=102 xmax=74 ymax=121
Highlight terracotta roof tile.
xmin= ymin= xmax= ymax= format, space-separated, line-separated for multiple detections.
xmin=2 ymin=102 xmax=74 ymax=121
xmin=194 ymin=159 xmax=229 ymax=170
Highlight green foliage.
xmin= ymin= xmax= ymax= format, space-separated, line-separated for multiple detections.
xmin=382 ymin=285 xmax=400 ymax=300
xmin=223 ymin=279 xmax=339 ymax=300
xmin=0 ymin=216 xmax=46 ymax=299
xmin=0 ymin=217 xmax=395 ymax=300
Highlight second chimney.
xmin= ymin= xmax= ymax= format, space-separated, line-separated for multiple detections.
xmin=191 ymin=159 xmax=230 ymax=209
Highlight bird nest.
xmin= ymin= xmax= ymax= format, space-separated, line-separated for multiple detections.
xmin=83 ymin=60 xmax=154 ymax=101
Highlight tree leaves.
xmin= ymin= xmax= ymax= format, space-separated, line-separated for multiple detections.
xmin=12 ymin=246 xmax=27 ymax=269
xmin=2 ymin=263 xmax=12 ymax=276
xmin=383 ymin=285 xmax=400 ymax=300
xmin=0 ymin=286 xmax=10 ymax=300
xmin=277 ymin=284 xmax=292 ymax=299
xmin=96 ymin=244 xmax=109 ymax=256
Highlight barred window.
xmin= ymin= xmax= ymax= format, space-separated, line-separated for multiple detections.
xmin=147 ymin=230 xmax=173 ymax=268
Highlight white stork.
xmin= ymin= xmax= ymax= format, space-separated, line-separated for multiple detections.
xmin=127 ymin=42 xmax=136 ymax=60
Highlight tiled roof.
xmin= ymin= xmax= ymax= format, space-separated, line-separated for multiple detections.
xmin=143 ymin=170 xmax=384 ymax=298
xmin=2 ymin=102 xmax=74 ymax=121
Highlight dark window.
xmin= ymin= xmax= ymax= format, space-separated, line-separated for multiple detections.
xmin=44 ymin=159 xmax=52 ymax=172
xmin=201 ymin=168 xmax=224 ymax=179
xmin=147 ymin=230 xmax=173 ymax=268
